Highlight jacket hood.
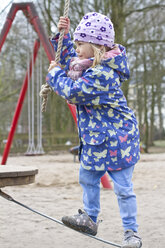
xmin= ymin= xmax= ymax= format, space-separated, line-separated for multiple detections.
xmin=102 ymin=45 xmax=130 ymax=82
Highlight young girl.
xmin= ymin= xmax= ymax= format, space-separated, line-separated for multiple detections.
xmin=45 ymin=12 xmax=142 ymax=248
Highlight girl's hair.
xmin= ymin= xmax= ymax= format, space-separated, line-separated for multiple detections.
xmin=90 ymin=43 xmax=108 ymax=67
xmin=90 ymin=43 xmax=118 ymax=67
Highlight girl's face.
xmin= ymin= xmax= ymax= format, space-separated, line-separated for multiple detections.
xmin=75 ymin=41 xmax=94 ymax=60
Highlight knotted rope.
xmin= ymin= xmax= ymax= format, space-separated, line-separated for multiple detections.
xmin=40 ymin=0 xmax=70 ymax=112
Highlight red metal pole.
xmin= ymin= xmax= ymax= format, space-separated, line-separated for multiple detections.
xmin=0 ymin=7 xmax=18 ymax=52
xmin=29 ymin=14 xmax=54 ymax=62
xmin=67 ymin=104 xmax=77 ymax=124
xmin=101 ymin=174 xmax=112 ymax=189
xmin=1 ymin=39 xmax=40 ymax=165
xmin=0 ymin=19 xmax=13 ymax=52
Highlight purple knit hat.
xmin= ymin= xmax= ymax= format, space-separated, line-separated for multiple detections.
xmin=73 ymin=12 xmax=115 ymax=48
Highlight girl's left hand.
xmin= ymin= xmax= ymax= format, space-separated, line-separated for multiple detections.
xmin=58 ymin=17 xmax=70 ymax=34
xmin=48 ymin=61 xmax=60 ymax=72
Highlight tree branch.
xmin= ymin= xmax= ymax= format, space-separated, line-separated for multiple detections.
xmin=127 ymin=39 xmax=165 ymax=47
xmin=125 ymin=4 xmax=165 ymax=17
xmin=0 ymin=88 xmax=19 ymax=103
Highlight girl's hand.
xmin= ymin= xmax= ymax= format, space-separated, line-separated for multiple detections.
xmin=58 ymin=16 xmax=70 ymax=34
xmin=48 ymin=61 xmax=60 ymax=72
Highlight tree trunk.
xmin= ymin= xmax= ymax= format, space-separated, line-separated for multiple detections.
xmin=142 ymin=45 xmax=149 ymax=153
xmin=156 ymin=67 xmax=164 ymax=140
xmin=149 ymin=80 xmax=155 ymax=145
xmin=111 ymin=0 xmax=124 ymax=44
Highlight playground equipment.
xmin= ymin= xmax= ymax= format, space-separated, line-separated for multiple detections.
xmin=0 ymin=166 xmax=38 ymax=188
xmin=25 ymin=23 xmax=44 ymax=155
xmin=0 ymin=2 xmax=50 ymax=187
xmin=0 ymin=1 xmax=77 ymax=164
xmin=0 ymin=2 xmax=53 ymax=164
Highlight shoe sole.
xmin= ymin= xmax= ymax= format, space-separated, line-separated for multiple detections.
xmin=122 ymin=240 xmax=142 ymax=248
xmin=62 ymin=217 xmax=97 ymax=236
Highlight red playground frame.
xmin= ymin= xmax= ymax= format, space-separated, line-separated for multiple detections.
xmin=0 ymin=2 xmax=112 ymax=189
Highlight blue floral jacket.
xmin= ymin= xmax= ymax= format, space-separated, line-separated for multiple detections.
xmin=46 ymin=33 xmax=140 ymax=171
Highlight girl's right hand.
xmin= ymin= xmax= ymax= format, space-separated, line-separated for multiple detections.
xmin=48 ymin=61 xmax=61 ymax=72
xmin=58 ymin=16 xmax=70 ymax=34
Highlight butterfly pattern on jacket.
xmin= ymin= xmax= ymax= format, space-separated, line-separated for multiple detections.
xmin=47 ymin=33 xmax=140 ymax=171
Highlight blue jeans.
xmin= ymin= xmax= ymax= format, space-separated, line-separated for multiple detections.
xmin=79 ymin=165 xmax=138 ymax=232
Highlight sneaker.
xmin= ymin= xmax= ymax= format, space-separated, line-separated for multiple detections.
xmin=62 ymin=209 xmax=98 ymax=236
xmin=122 ymin=229 xmax=142 ymax=248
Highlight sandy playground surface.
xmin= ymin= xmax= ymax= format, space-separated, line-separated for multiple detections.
xmin=0 ymin=151 xmax=165 ymax=248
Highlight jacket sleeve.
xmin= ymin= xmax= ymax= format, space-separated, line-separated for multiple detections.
xmin=50 ymin=33 xmax=77 ymax=71
xmin=46 ymin=65 xmax=123 ymax=106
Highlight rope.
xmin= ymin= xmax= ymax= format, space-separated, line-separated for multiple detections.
xmin=0 ymin=190 xmax=121 ymax=248
xmin=36 ymin=48 xmax=44 ymax=154
xmin=25 ymin=23 xmax=36 ymax=155
xmin=31 ymin=34 xmax=36 ymax=153
xmin=40 ymin=0 xmax=70 ymax=112
xmin=26 ymin=22 xmax=32 ymax=154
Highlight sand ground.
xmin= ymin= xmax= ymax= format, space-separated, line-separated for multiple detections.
xmin=0 ymin=152 xmax=165 ymax=248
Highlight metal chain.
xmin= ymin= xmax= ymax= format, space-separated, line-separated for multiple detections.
xmin=40 ymin=0 xmax=70 ymax=112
